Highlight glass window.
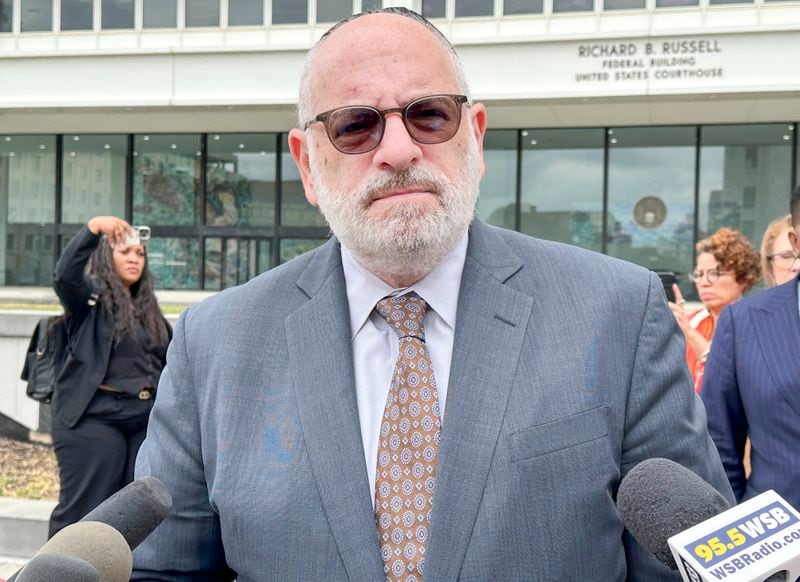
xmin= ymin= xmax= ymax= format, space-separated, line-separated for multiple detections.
xmin=455 ymin=0 xmax=493 ymax=16
xmin=101 ymin=0 xmax=133 ymax=28
xmin=520 ymin=128 xmax=604 ymax=252
xmin=604 ymin=0 xmax=645 ymax=9
xmin=21 ymin=0 xmax=52 ymax=32
xmin=317 ymin=0 xmax=351 ymax=23
xmin=0 ymin=135 xmax=56 ymax=285
xmin=133 ymin=134 xmax=201 ymax=226
xmin=228 ymin=0 xmax=262 ymax=25
xmin=656 ymin=0 xmax=697 ymax=7
xmin=280 ymin=239 xmax=327 ymax=264
xmin=699 ymin=124 xmax=794 ymax=249
xmin=272 ymin=0 xmax=307 ymax=24
xmin=280 ymin=134 xmax=326 ymax=227
xmin=61 ymin=0 xmax=92 ymax=30
xmin=206 ymin=134 xmax=276 ymax=227
xmin=362 ymin=0 xmax=382 ymax=9
xmin=479 ymin=130 xmax=517 ymax=230
xmin=204 ymin=237 xmax=271 ymax=290
xmin=504 ymin=0 xmax=544 ymax=14
xmin=0 ymin=0 xmax=12 ymax=33
xmin=553 ymin=0 xmax=594 ymax=11
xmin=186 ymin=0 xmax=219 ymax=26
xmin=62 ymin=135 xmax=127 ymax=224
xmin=709 ymin=0 xmax=750 ymax=3
xmin=606 ymin=126 xmax=697 ymax=293
xmin=143 ymin=0 xmax=176 ymax=27
xmin=147 ymin=237 xmax=200 ymax=289
xmin=423 ymin=0 xmax=446 ymax=17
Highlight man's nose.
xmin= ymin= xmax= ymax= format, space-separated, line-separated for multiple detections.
xmin=371 ymin=113 xmax=422 ymax=172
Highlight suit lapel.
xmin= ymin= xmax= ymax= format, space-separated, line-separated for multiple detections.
xmin=285 ymin=240 xmax=385 ymax=581
xmin=752 ymin=278 xmax=800 ymax=415
xmin=425 ymin=221 xmax=533 ymax=581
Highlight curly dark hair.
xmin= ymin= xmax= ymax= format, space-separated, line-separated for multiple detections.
xmin=88 ymin=237 xmax=169 ymax=346
xmin=696 ymin=227 xmax=761 ymax=293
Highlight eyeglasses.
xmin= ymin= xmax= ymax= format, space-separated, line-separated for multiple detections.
xmin=767 ymin=251 xmax=800 ymax=270
xmin=689 ymin=269 xmax=734 ymax=284
xmin=304 ymin=94 xmax=469 ymax=155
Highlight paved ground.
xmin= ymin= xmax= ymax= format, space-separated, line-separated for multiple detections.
xmin=0 ymin=557 xmax=25 ymax=577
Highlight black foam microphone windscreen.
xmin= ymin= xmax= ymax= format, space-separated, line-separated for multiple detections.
xmin=80 ymin=475 xmax=172 ymax=550
xmin=617 ymin=457 xmax=731 ymax=568
xmin=15 ymin=552 xmax=99 ymax=582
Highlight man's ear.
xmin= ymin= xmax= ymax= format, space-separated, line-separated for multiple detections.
xmin=790 ymin=227 xmax=800 ymax=256
xmin=288 ymin=128 xmax=318 ymax=207
xmin=469 ymin=102 xmax=488 ymax=177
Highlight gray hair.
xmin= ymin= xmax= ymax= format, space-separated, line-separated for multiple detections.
xmin=296 ymin=7 xmax=471 ymax=127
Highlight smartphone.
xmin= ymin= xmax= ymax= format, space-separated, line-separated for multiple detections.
xmin=126 ymin=226 xmax=151 ymax=246
xmin=655 ymin=271 xmax=677 ymax=303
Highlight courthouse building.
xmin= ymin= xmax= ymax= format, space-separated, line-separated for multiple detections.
xmin=0 ymin=0 xmax=799 ymax=298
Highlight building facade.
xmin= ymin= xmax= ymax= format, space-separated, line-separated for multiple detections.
xmin=1 ymin=0 xmax=798 ymax=299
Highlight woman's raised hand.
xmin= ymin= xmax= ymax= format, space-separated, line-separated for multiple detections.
xmin=87 ymin=216 xmax=133 ymax=248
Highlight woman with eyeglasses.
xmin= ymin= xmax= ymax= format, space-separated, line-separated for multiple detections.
xmin=760 ymin=214 xmax=800 ymax=287
xmin=668 ymin=228 xmax=761 ymax=392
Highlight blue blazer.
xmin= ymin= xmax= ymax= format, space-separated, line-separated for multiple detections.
xmin=701 ymin=274 xmax=800 ymax=508
xmin=132 ymin=219 xmax=732 ymax=581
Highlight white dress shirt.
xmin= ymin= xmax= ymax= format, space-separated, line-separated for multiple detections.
xmin=340 ymin=234 xmax=468 ymax=507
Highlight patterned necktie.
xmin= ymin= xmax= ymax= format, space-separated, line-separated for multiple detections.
xmin=374 ymin=293 xmax=442 ymax=582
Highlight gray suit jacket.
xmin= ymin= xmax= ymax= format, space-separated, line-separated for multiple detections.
xmin=133 ymin=219 xmax=733 ymax=581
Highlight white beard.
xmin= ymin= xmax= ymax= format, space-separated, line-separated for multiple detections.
xmin=309 ymin=137 xmax=482 ymax=284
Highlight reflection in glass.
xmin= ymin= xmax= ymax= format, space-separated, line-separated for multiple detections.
xmin=553 ymin=0 xmax=594 ymax=11
xmin=607 ymin=126 xmax=696 ymax=293
xmin=0 ymin=135 xmax=56 ymax=285
xmin=147 ymin=238 xmax=200 ymax=290
xmin=204 ymin=238 xmax=271 ymax=290
xmin=62 ymin=135 xmax=126 ymax=224
xmin=504 ymin=0 xmax=544 ymax=14
xmin=101 ymin=0 xmax=133 ymax=29
xmin=455 ymin=0 xmax=494 ymax=16
xmin=479 ymin=131 xmax=517 ymax=230
xmin=61 ymin=0 xmax=92 ymax=30
xmin=21 ymin=0 xmax=53 ymax=32
xmin=0 ymin=0 xmax=12 ymax=33
xmin=206 ymin=134 xmax=276 ymax=227
xmin=280 ymin=239 xmax=327 ymax=264
xmin=280 ymin=134 xmax=326 ymax=227
xmin=604 ymin=0 xmax=645 ymax=9
xmin=229 ymin=0 xmax=262 ymax=25
xmin=423 ymin=0 xmax=446 ymax=17
xmin=143 ymin=0 xmax=176 ymax=27
xmin=186 ymin=0 xmax=219 ymax=26
xmin=133 ymin=135 xmax=201 ymax=226
xmin=699 ymin=124 xmax=793 ymax=249
xmin=520 ymin=129 xmax=604 ymax=251
xmin=709 ymin=0 xmax=749 ymax=4
xmin=362 ymin=0 xmax=383 ymax=9
xmin=272 ymin=0 xmax=307 ymax=24
xmin=317 ymin=0 xmax=351 ymax=23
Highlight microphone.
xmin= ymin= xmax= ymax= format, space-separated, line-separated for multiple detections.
xmin=11 ymin=521 xmax=131 ymax=582
xmin=80 ymin=475 xmax=172 ymax=550
xmin=14 ymin=553 xmax=99 ymax=582
xmin=617 ymin=457 xmax=731 ymax=568
xmin=8 ymin=476 xmax=172 ymax=581
xmin=619 ymin=458 xmax=800 ymax=581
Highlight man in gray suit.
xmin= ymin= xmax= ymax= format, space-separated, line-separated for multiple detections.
xmin=133 ymin=8 xmax=732 ymax=581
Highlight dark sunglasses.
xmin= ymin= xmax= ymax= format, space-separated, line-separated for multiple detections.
xmin=304 ymin=94 xmax=469 ymax=155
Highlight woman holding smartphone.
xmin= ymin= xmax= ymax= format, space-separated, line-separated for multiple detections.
xmin=48 ymin=215 xmax=171 ymax=537
xmin=668 ymin=228 xmax=760 ymax=393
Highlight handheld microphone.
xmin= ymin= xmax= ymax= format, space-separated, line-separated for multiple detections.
xmin=619 ymin=458 xmax=800 ymax=581
xmin=80 ymin=475 xmax=172 ymax=550
xmin=14 ymin=553 xmax=99 ymax=582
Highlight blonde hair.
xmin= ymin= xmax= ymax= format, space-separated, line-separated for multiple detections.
xmin=760 ymin=214 xmax=793 ymax=287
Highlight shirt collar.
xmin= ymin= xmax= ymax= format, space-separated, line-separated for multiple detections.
xmin=341 ymin=234 xmax=468 ymax=340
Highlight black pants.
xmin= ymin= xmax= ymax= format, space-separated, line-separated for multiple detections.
xmin=49 ymin=390 xmax=153 ymax=538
